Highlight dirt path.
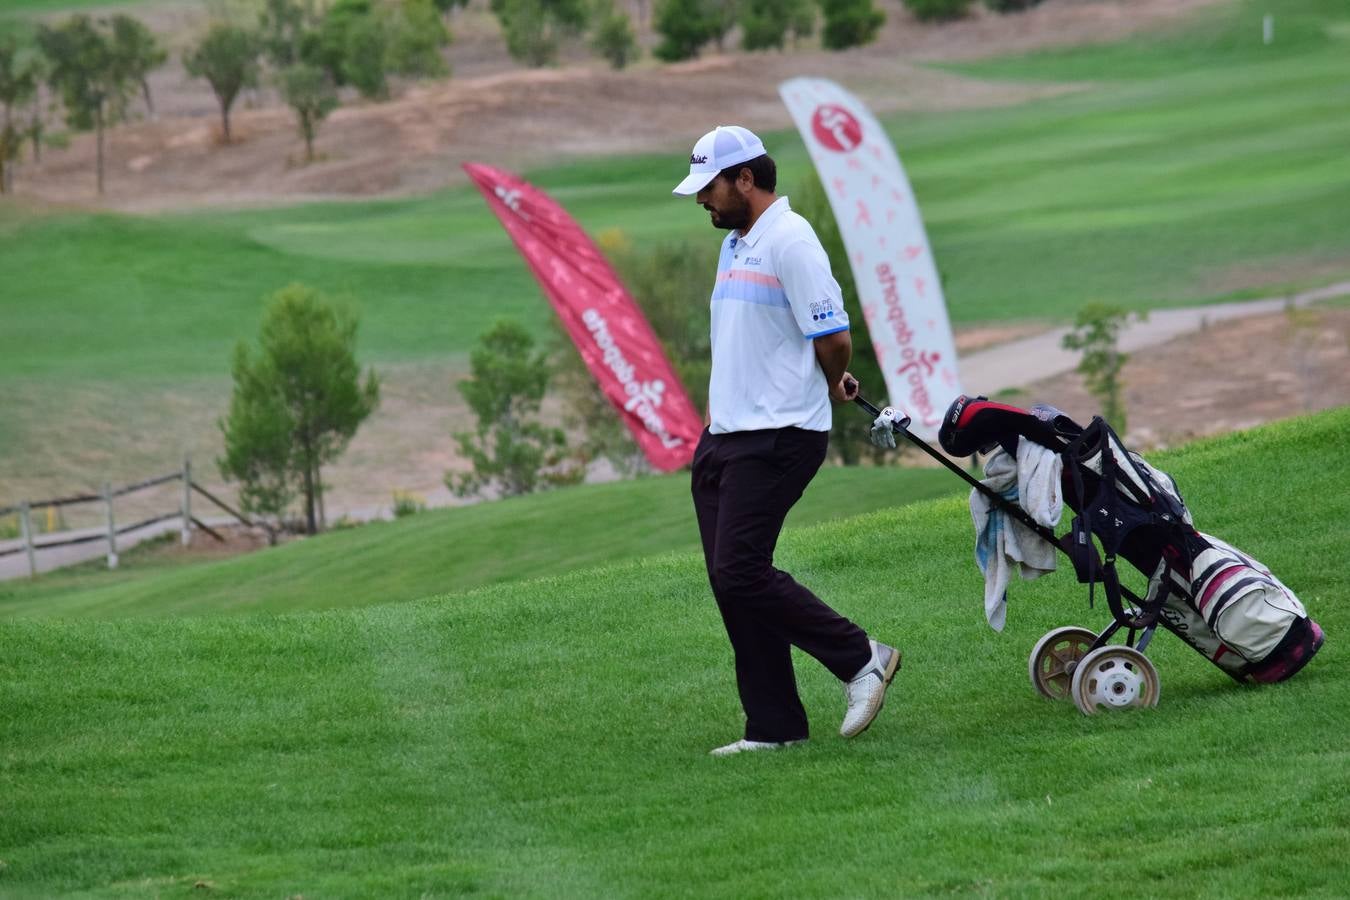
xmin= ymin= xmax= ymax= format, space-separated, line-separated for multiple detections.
xmin=961 ymin=282 xmax=1350 ymax=400
xmin=993 ymin=300 xmax=1350 ymax=450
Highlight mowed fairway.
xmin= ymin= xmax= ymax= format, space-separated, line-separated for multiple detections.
xmin=0 ymin=464 xmax=961 ymax=619
xmin=4 ymin=0 xmax=1349 ymax=510
xmin=4 ymin=0 xmax=1350 ymax=387
xmin=1 ymin=409 xmax=1346 ymax=896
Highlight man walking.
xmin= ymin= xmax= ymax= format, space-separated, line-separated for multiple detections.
xmin=674 ymin=125 xmax=900 ymax=756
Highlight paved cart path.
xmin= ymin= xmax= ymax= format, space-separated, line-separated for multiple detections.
xmin=957 ymin=281 xmax=1350 ymax=397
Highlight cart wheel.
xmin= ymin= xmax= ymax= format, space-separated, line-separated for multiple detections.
xmin=1028 ymin=627 xmax=1099 ymax=700
xmin=1070 ymin=646 xmax=1161 ymax=715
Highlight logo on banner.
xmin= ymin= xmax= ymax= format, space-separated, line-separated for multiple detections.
xmin=876 ymin=262 xmax=941 ymax=428
xmin=582 ymin=309 xmax=685 ymax=449
xmin=494 ymin=185 xmax=528 ymax=219
xmin=811 ymin=104 xmax=863 ymax=153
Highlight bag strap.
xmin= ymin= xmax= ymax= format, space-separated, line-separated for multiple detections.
xmin=1061 ymin=418 xmax=1167 ymax=629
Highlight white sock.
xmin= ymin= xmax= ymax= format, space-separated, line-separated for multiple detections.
xmin=850 ymin=639 xmax=879 ymax=681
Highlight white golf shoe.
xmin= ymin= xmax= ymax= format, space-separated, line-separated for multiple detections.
xmin=840 ymin=639 xmax=901 ymax=738
xmin=709 ymin=738 xmax=805 ymax=757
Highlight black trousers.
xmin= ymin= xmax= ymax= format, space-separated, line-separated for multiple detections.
xmin=691 ymin=426 xmax=871 ymax=742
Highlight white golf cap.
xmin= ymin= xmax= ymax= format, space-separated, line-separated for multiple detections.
xmin=672 ymin=125 xmax=767 ymax=196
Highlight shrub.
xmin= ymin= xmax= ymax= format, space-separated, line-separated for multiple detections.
xmin=820 ymin=0 xmax=884 ymax=50
xmin=985 ymin=0 xmax=1042 ymax=11
xmin=392 ymin=490 xmax=427 ymax=518
xmin=653 ymin=0 xmax=716 ymax=60
xmin=902 ymin=0 xmax=973 ymax=23
xmin=591 ymin=3 xmax=639 ymax=68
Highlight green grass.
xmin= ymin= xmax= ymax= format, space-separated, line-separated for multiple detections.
xmin=4 ymin=0 xmax=1350 ymax=387
xmin=0 ymin=0 xmax=182 ymax=16
xmin=0 ymin=463 xmax=962 ymax=619
xmin=1 ymin=408 xmax=1345 ymax=896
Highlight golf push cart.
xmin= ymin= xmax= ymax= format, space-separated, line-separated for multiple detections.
xmin=853 ymin=391 xmax=1324 ymax=716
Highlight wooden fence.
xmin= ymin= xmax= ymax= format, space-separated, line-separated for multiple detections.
xmin=0 ymin=459 xmax=256 ymax=578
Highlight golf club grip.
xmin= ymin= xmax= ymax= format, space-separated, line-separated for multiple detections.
xmin=845 ymin=378 xmax=882 ymax=418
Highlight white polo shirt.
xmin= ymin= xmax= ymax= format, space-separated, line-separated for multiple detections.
xmin=707 ymin=196 xmax=849 ymax=434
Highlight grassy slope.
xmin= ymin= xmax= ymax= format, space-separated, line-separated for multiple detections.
xmin=1 ymin=408 xmax=1346 ymax=897
xmin=4 ymin=0 xmax=1350 ymax=386
xmin=0 ymin=0 xmax=162 ymax=14
xmin=0 ymin=463 xmax=961 ymax=619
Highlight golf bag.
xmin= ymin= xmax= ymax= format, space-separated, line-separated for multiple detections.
xmin=938 ymin=395 xmax=1324 ymax=684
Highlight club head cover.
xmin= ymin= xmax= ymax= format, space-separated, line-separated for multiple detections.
xmin=939 ymin=394 xmax=1066 ymax=457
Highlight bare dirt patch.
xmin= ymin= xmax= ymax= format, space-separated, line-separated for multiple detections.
xmin=7 ymin=0 xmax=1227 ymax=210
xmin=996 ymin=306 xmax=1350 ymax=450
xmin=5 ymin=305 xmax=1346 ymax=530
xmin=136 ymin=522 xmax=276 ymax=563
xmin=954 ymin=321 xmax=1051 ymax=354
xmin=0 ymin=361 xmax=477 ymax=528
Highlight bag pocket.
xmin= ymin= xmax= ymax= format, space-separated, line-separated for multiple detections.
xmin=1193 ymin=538 xmax=1306 ymax=663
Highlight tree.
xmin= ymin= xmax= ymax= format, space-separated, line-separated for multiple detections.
xmin=385 ymin=0 xmax=451 ymax=79
xmin=985 ymin=0 xmax=1042 ymax=11
xmin=653 ymin=0 xmax=716 ymax=60
xmin=22 ymin=51 xmax=50 ymax=166
xmin=0 ymin=36 xmax=37 ymax=193
xmin=1061 ymin=303 xmax=1140 ymax=434
xmin=738 ymin=0 xmax=791 ymax=50
xmin=37 ymin=15 xmax=139 ymax=194
xmin=109 ymin=15 xmax=166 ymax=119
xmin=591 ymin=1 xmax=638 ymax=69
xmin=820 ymin=0 xmax=883 ymax=50
xmin=451 ymin=319 xmax=578 ymax=498
xmin=313 ymin=0 xmax=378 ymax=91
xmin=704 ymin=0 xmax=737 ymax=51
xmin=259 ymin=0 xmax=319 ymax=69
xmin=219 ymin=283 xmax=380 ymax=535
xmin=786 ymin=0 xmax=816 ymax=45
xmin=341 ymin=10 xmax=390 ymax=99
xmin=184 ymin=24 xmax=260 ymax=144
xmin=492 ymin=0 xmax=589 ymax=67
xmin=900 ymin=0 xmax=972 ymax=22
xmin=0 ymin=121 xmax=19 ymax=195
xmin=279 ymin=62 xmax=337 ymax=162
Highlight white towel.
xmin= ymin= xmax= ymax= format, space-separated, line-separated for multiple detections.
xmin=969 ymin=440 xmax=1063 ymax=631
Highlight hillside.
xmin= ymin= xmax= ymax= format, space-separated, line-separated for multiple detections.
xmin=4 ymin=0 xmax=1348 ymax=523
xmin=0 ymin=408 xmax=1345 ymax=896
xmin=0 ymin=463 xmax=961 ymax=618
xmin=1 ymin=0 xmax=1226 ymax=209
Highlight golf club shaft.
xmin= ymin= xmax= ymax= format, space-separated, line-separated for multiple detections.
xmin=848 ymin=390 xmax=1061 ymax=548
xmin=847 ymin=388 xmax=1150 ymax=609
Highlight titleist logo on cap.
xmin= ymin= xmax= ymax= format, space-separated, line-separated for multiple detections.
xmin=690 ymin=154 xmax=708 ymax=164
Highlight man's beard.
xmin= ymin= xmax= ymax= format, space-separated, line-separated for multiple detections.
xmin=705 ymin=194 xmax=751 ymax=231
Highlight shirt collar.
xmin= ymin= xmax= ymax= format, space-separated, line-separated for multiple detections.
xmin=738 ymin=196 xmax=789 ymax=248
